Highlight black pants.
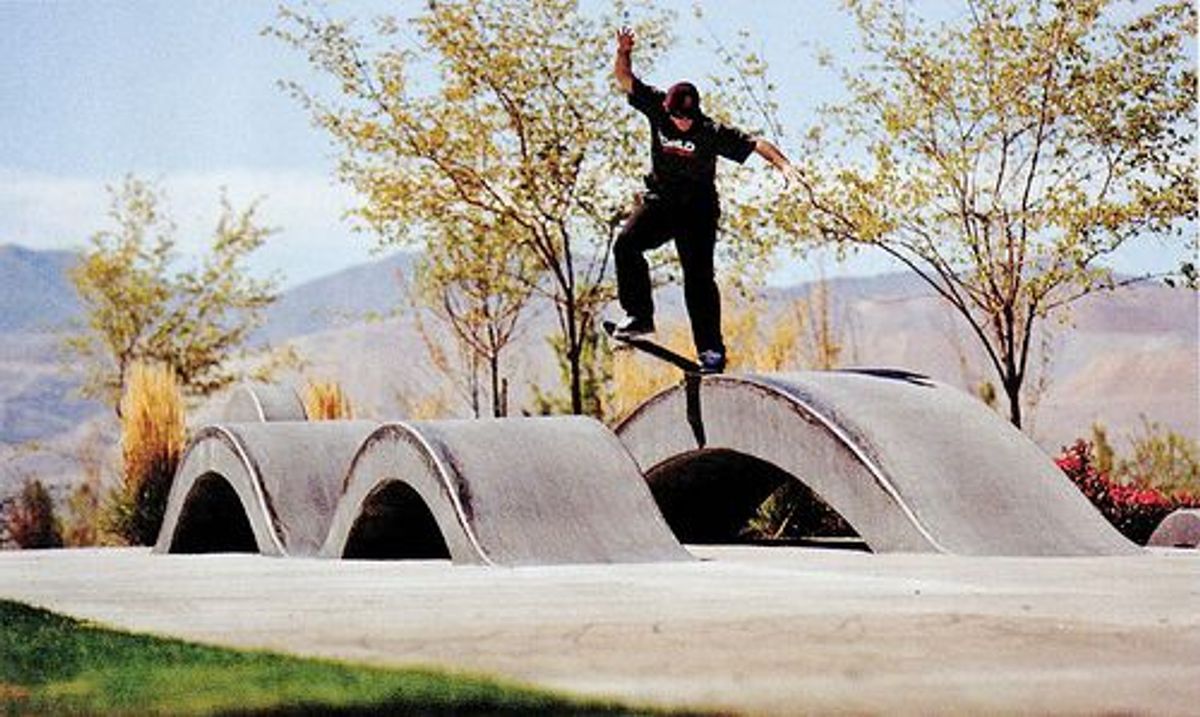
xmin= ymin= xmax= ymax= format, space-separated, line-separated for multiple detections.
xmin=614 ymin=194 xmax=723 ymax=355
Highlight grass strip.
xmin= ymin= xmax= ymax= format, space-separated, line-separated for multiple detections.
xmin=0 ymin=599 xmax=674 ymax=715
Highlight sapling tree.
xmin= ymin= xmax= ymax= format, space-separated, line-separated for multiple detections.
xmin=65 ymin=175 xmax=279 ymax=412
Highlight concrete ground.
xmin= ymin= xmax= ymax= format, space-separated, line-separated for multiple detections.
xmin=2 ymin=546 xmax=1198 ymax=715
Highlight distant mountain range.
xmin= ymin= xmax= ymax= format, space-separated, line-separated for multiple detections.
xmin=0 ymin=245 xmax=81 ymax=333
xmin=1 ymin=242 xmax=1196 ymax=504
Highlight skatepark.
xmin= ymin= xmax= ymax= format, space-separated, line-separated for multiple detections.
xmin=3 ymin=372 xmax=1198 ymax=714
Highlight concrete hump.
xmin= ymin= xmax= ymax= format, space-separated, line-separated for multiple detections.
xmin=222 ymin=382 xmax=307 ymax=422
xmin=155 ymin=421 xmax=379 ymax=556
xmin=616 ymin=370 xmax=1139 ymax=556
xmin=321 ymin=417 xmax=692 ymax=565
xmin=1148 ymin=509 xmax=1200 ymax=549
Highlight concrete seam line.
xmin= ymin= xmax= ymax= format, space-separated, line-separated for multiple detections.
xmin=391 ymin=422 xmax=496 ymax=566
xmin=248 ymin=386 xmax=267 ymax=422
xmin=208 ymin=424 xmax=287 ymax=556
xmin=731 ymin=374 xmax=952 ymax=554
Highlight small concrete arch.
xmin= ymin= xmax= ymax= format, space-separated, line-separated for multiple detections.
xmin=167 ymin=472 xmax=258 ymax=554
xmin=340 ymin=479 xmax=452 ymax=560
xmin=617 ymin=371 xmax=1139 ymax=556
xmin=154 ymin=421 xmax=379 ymax=556
xmin=322 ymin=417 xmax=691 ymax=565
xmin=646 ymin=448 xmax=861 ymax=547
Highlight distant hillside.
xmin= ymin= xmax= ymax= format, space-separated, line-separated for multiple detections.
xmin=256 ymin=252 xmax=417 ymax=344
xmin=0 ymin=244 xmax=80 ymax=332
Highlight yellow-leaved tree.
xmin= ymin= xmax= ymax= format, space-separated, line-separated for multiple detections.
xmin=779 ymin=0 xmax=1197 ymax=428
xmin=268 ymin=0 xmax=678 ymax=414
xmin=65 ymin=175 xmax=280 ymax=412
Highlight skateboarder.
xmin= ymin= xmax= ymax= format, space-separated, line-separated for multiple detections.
xmin=611 ymin=26 xmax=802 ymax=374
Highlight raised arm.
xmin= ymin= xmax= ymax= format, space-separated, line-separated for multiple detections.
xmin=753 ymin=138 xmax=803 ymax=188
xmin=614 ymin=27 xmax=635 ymax=94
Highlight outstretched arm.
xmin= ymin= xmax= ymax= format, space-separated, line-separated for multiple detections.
xmin=753 ymin=138 xmax=803 ymax=188
xmin=614 ymin=27 xmax=635 ymax=93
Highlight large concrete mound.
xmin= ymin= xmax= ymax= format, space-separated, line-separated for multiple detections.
xmin=616 ymin=370 xmax=1138 ymax=556
xmin=155 ymin=421 xmax=379 ymax=556
xmin=321 ymin=417 xmax=691 ymax=565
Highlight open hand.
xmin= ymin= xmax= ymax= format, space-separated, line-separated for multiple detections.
xmin=616 ymin=26 xmax=635 ymax=53
xmin=780 ymin=163 xmax=804 ymax=191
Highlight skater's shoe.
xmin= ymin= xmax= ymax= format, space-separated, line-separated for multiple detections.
xmin=612 ymin=315 xmax=655 ymax=339
xmin=697 ymin=349 xmax=726 ymax=374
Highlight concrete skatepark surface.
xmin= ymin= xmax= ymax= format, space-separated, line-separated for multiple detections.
xmin=3 ymin=546 xmax=1198 ymax=715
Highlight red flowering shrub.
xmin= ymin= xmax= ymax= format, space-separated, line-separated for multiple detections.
xmin=1057 ymin=440 xmax=1200 ymax=544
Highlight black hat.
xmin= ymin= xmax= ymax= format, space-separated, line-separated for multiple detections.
xmin=664 ymin=81 xmax=701 ymax=119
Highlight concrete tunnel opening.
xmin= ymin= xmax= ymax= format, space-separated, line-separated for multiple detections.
xmin=169 ymin=473 xmax=258 ymax=553
xmin=646 ymin=449 xmax=867 ymax=550
xmin=341 ymin=480 xmax=451 ymax=560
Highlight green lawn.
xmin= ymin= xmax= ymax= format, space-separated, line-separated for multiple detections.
xmin=0 ymin=599 xmax=672 ymax=715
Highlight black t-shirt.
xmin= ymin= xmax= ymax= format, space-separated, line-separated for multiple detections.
xmin=627 ymin=77 xmax=756 ymax=202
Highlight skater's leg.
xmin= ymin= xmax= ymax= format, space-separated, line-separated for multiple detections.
xmin=676 ymin=202 xmax=725 ymax=358
xmin=615 ymin=197 xmax=672 ymax=323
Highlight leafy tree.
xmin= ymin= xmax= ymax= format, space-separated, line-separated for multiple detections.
xmin=65 ymin=175 xmax=279 ymax=412
xmin=413 ymin=215 xmax=536 ymax=417
xmin=269 ymin=0 xmax=681 ymax=414
xmin=780 ymin=0 xmax=1196 ymax=428
xmin=1113 ymin=417 xmax=1200 ymax=496
xmin=530 ymin=329 xmax=612 ymax=418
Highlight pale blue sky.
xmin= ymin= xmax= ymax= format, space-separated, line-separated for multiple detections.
xmin=0 ymin=0 xmax=1189 ymax=287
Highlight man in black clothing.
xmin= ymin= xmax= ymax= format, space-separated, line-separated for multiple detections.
xmin=612 ymin=26 xmax=801 ymax=373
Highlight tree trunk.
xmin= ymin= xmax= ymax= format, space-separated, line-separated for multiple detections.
xmin=1004 ymin=375 xmax=1023 ymax=429
xmin=469 ymin=352 xmax=480 ymax=418
xmin=564 ymin=297 xmax=583 ymax=415
xmin=568 ymin=344 xmax=583 ymax=415
xmin=489 ymin=354 xmax=501 ymax=418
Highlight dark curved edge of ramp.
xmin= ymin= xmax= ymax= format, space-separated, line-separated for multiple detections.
xmin=222 ymin=382 xmax=308 ymax=422
xmin=321 ymin=417 xmax=692 ymax=565
xmin=155 ymin=421 xmax=379 ymax=556
xmin=616 ymin=370 xmax=1139 ymax=557
xmin=1148 ymin=509 xmax=1200 ymax=549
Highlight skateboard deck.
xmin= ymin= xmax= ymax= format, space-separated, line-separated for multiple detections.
xmin=602 ymin=320 xmax=703 ymax=374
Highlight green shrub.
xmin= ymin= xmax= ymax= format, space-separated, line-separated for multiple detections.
xmin=4 ymin=478 xmax=63 ymax=549
xmin=743 ymin=481 xmax=855 ymax=542
xmin=1057 ymin=440 xmax=1200 ymax=544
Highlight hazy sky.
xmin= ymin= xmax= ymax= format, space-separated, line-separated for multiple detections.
xmin=0 ymin=0 xmax=1188 ymax=287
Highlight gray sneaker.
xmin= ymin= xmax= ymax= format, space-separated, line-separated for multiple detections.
xmin=698 ymin=350 xmax=726 ymax=374
xmin=612 ymin=316 xmax=655 ymax=339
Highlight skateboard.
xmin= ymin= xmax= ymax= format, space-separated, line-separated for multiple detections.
xmin=601 ymin=320 xmax=704 ymax=374
xmin=602 ymin=320 xmax=710 ymax=446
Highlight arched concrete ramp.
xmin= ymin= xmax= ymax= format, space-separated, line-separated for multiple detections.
xmin=322 ymin=417 xmax=691 ymax=565
xmin=1148 ymin=509 xmax=1200 ymax=549
xmin=616 ymin=371 xmax=1139 ymax=556
xmin=222 ymin=382 xmax=307 ymax=422
xmin=155 ymin=421 xmax=378 ymax=556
